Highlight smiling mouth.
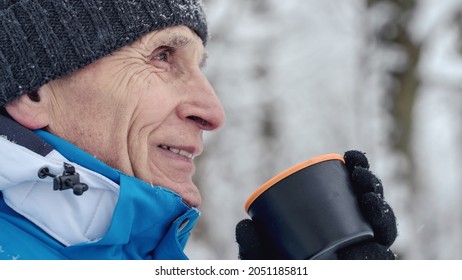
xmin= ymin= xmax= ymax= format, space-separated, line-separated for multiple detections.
xmin=159 ymin=145 xmax=196 ymax=160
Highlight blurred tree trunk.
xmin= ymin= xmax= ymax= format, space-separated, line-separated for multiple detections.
xmin=367 ymin=0 xmax=462 ymax=259
xmin=367 ymin=0 xmax=420 ymax=191
xmin=366 ymin=0 xmax=420 ymax=259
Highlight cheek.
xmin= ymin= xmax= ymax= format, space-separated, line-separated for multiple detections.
xmin=126 ymin=87 xmax=177 ymax=152
xmin=131 ymin=82 xmax=179 ymax=126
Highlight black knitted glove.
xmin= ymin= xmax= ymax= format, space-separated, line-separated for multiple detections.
xmin=235 ymin=150 xmax=398 ymax=260
xmin=336 ymin=150 xmax=397 ymax=259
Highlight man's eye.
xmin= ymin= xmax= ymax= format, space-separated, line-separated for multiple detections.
xmin=150 ymin=47 xmax=175 ymax=71
xmin=153 ymin=47 xmax=174 ymax=63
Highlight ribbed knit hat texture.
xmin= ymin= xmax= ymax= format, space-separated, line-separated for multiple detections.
xmin=0 ymin=0 xmax=208 ymax=107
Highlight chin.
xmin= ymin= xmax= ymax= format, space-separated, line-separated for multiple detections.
xmin=179 ymin=186 xmax=202 ymax=208
xmin=157 ymin=179 xmax=202 ymax=208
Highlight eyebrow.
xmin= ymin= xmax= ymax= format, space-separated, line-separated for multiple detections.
xmin=159 ymin=34 xmax=191 ymax=48
xmin=158 ymin=34 xmax=208 ymax=68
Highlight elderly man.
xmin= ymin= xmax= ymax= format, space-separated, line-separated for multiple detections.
xmin=0 ymin=0 xmax=396 ymax=260
xmin=0 ymin=0 xmax=224 ymax=260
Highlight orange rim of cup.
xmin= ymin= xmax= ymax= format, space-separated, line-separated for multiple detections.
xmin=244 ymin=153 xmax=345 ymax=213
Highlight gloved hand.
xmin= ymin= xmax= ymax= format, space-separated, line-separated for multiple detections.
xmin=235 ymin=150 xmax=398 ymax=260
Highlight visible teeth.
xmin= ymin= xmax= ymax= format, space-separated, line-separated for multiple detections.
xmin=160 ymin=145 xmax=194 ymax=159
xmin=178 ymin=150 xmax=194 ymax=159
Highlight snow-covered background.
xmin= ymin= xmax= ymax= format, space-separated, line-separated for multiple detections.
xmin=184 ymin=0 xmax=462 ymax=259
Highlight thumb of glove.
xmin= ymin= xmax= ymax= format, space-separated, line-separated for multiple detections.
xmin=235 ymin=219 xmax=273 ymax=260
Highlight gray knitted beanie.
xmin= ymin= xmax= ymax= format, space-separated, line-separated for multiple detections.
xmin=0 ymin=0 xmax=208 ymax=107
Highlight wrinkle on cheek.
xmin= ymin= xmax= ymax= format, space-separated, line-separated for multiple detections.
xmin=108 ymin=64 xmax=146 ymax=91
xmin=143 ymin=143 xmax=189 ymax=186
xmin=147 ymin=160 xmax=191 ymax=188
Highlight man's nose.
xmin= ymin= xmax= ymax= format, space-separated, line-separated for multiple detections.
xmin=178 ymin=72 xmax=226 ymax=131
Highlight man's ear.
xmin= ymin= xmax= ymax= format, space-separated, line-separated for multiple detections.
xmin=5 ymin=90 xmax=50 ymax=130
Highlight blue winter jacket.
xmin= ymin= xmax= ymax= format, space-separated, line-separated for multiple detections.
xmin=0 ymin=115 xmax=199 ymax=259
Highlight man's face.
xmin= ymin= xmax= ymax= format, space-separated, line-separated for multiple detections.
xmin=42 ymin=25 xmax=225 ymax=207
